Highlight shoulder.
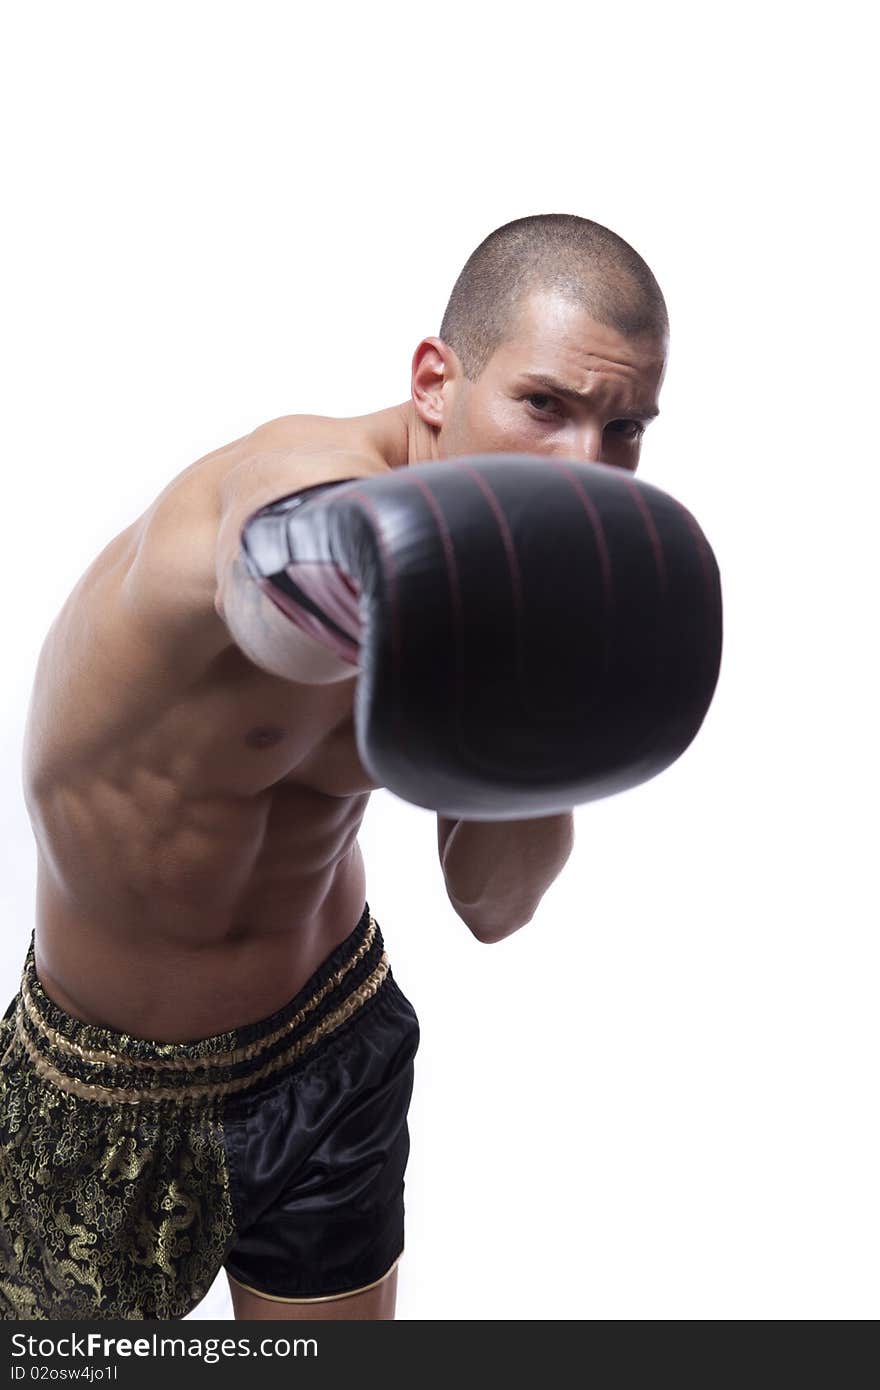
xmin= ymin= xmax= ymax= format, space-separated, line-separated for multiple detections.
xmin=116 ymin=412 xmax=392 ymax=665
xmin=243 ymin=411 xmax=390 ymax=467
xmin=213 ymin=417 xmax=391 ymax=564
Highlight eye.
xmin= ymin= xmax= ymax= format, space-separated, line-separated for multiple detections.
xmin=524 ymin=392 xmax=564 ymax=418
xmin=606 ymin=419 xmax=645 ymax=441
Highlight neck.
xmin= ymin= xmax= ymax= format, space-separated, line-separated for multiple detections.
xmin=369 ymin=401 xmax=440 ymax=471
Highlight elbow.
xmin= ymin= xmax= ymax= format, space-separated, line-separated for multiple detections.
xmin=457 ymin=904 xmax=535 ymax=945
xmin=469 ymin=924 xmax=524 ymax=946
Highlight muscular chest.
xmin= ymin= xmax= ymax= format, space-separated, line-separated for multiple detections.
xmin=302 ymin=714 xmax=377 ymax=797
xmin=197 ymin=653 xmax=378 ymax=806
xmin=188 ymin=639 xmax=374 ymax=797
xmin=25 ymin=590 xmax=376 ymax=812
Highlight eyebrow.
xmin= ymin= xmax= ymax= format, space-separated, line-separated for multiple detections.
xmin=520 ymin=373 xmax=660 ymax=420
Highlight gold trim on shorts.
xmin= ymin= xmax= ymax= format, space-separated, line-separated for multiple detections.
xmin=226 ymin=1252 xmax=403 ymax=1304
xmin=16 ymin=910 xmax=391 ymax=1105
xmin=19 ymin=915 xmax=380 ymax=1074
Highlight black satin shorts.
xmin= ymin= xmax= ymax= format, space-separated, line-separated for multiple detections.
xmin=0 ymin=904 xmax=419 ymax=1319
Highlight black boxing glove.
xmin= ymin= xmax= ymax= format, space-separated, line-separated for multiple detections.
xmin=240 ymin=454 xmax=722 ymax=820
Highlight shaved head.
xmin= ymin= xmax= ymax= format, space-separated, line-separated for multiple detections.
xmin=439 ymin=213 xmax=668 ymax=380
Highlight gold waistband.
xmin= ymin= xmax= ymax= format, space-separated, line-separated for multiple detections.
xmin=16 ymin=911 xmax=391 ymax=1106
xmin=20 ymin=914 xmax=380 ymax=1074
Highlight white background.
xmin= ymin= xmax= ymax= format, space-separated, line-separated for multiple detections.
xmin=1 ymin=1 xmax=876 ymax=1320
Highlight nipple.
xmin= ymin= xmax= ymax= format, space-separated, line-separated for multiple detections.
xmin=244 ymin=724 xmax=285 ymax=750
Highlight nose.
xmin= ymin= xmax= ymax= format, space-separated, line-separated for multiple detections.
xmin=572 ymin=428 xmax=604 ymax=465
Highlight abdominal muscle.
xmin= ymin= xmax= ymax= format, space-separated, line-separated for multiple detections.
xmin=31 ymin=835 xmax=371 ymax=1043
xmin=20 ymin=483 xmax=381 ymax=1044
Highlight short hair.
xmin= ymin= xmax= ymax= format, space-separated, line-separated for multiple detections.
xmin=439 ymin=213 xmax=668 ymax=380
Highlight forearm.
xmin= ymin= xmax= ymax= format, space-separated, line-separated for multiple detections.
xmin=438 ymin=812 xmax=575 ymax=943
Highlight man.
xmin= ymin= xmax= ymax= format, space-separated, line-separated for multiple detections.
xmin=0 ymin=214 xmax=672 ymax=1320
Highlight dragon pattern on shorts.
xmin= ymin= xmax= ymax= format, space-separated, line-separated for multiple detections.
xmin=0 ymin=992 xmax=235 ymax=1319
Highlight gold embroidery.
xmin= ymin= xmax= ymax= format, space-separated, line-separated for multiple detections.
xmin=17 ymin=955 xmax=390 ymax=1105
xmin=21 ymin=914 xmax=379 ymax=1074
xmin=0 ymin=1032 xmax=236 ymax=1318
xmin=0 ymin=910 xmax=395 ymax=1319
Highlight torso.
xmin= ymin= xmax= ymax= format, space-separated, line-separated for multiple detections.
xmin=21 ymin=410 xmax=405 ymax=1041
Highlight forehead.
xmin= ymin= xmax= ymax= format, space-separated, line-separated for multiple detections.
xmin=490 ymin=289 xmax=666 ymax=388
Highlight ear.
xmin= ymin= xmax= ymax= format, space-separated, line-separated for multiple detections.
xmin=411 ymin=336 xmax=460 ymax=429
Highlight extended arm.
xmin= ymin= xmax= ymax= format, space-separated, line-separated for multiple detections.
xmin=217 ymin=452 xmax=719 ymax=823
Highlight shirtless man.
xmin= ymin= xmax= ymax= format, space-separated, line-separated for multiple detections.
xmin=0 ymin=214 xmax=702 ymax=1321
